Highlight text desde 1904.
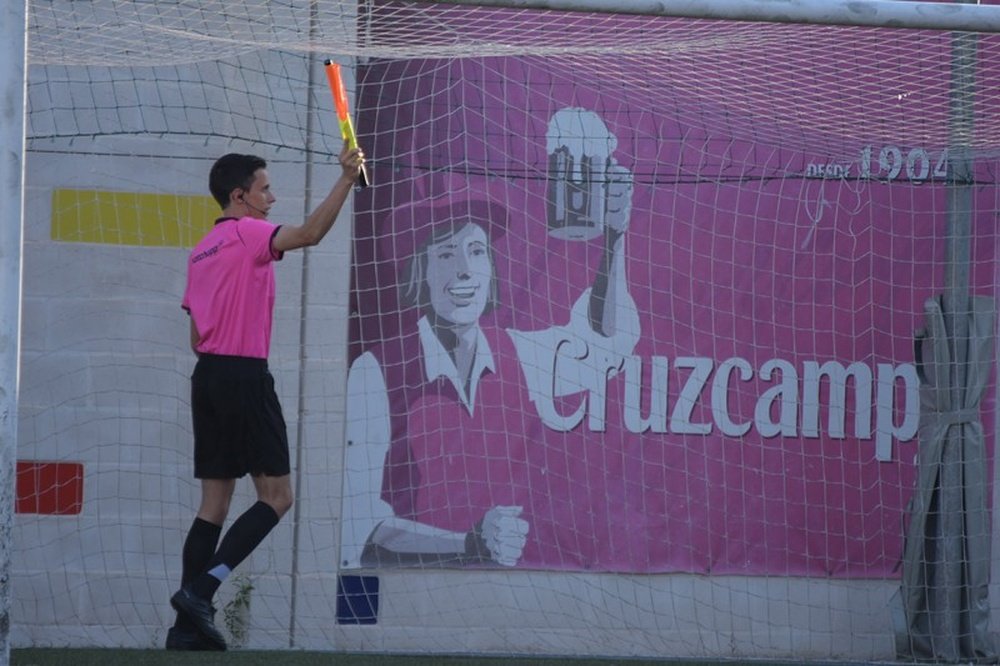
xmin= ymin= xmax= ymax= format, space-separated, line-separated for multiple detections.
xmin=805 ymin=145 xmax=950 ymax=182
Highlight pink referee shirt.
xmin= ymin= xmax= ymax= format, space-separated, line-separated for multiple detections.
xmin=182 ymin=216 xmax=284 ymax=359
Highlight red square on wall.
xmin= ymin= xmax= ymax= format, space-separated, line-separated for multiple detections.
xmin=15 ymin=461 xmax=84 ymax=515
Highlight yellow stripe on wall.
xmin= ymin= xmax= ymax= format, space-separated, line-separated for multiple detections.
xmin=51 ymin=189 xmax=218 ymax=247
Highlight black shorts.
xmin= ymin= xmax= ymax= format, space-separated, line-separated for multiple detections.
xmin=191 ymin=354 xmax=290 ymax=479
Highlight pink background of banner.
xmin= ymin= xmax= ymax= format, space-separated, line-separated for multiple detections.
xmin=349 ymin=21 xmax=999 ymax=576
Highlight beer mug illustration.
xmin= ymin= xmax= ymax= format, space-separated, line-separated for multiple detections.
xmin=546 ymin=108 xmax=618 ymax=240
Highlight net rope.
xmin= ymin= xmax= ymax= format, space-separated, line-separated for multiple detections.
xmin=14 ymin=0 xmax=1000 ymax=661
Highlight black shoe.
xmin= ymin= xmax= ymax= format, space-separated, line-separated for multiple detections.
xmin=170 ymin=587 xmax=227 ymax=651
xmin=165 ymin=626 xmax=221 ymax=651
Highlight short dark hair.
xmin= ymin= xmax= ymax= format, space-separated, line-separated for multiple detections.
xmin=209 ymin=153 xmax=267 ymax=209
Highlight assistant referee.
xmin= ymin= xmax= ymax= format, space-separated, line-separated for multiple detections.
xmin=167 ymin=142 xmax=364 ymax=651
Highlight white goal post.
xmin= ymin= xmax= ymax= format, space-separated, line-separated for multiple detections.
xmin=0 ymin=2 xmax=26 ymax=666
xmin=423 ymin=0 xmax=1000 ymax=32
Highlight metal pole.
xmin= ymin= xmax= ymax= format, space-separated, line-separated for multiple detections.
xmin=288 ymin=0 xmax=323 ymax=647
xmin=932 ymin=0 xmax=977 ymax=659
xmin=423 ymin=0 xmax=1000 ymax=32
xmin=943 ymin=6 xmax=976 ymax=382
xmin=0 ymin=1 xmax=26 ymax=663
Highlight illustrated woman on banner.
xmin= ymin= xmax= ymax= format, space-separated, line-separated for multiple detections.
xmin=341 ymin=108 xmax=640 ymax=569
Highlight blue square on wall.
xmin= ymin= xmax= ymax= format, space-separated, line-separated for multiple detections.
xmin=336 ymin=574 xmax=379 ymax=624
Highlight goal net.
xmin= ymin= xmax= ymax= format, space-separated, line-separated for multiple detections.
xmin=13 ymin=0 xmax=1000 ymax=661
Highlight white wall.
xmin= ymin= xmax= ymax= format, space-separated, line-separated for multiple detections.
xmin=13 ymin=47 xmax=357 ymax=650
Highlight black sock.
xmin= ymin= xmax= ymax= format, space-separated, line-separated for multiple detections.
xmin=174 ymin=517 xmax=222 ymax=631
xmin=190 ymin=501 xmax=280 ymax=601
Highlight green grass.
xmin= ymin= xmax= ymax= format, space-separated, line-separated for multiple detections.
xmin=9 ymin=649 xmax=870 ymax=666
xmin=9 ymin=650 xmax=738 ymax=666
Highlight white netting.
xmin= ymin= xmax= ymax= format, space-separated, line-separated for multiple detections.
xmin=13 ymin=0 xmax=1000 ymax=661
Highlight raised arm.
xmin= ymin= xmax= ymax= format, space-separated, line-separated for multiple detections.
xmin=272 ymin=142 xmax=364 ymax=252
xmin=588 ymin=159 xmax=634 ymax=336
